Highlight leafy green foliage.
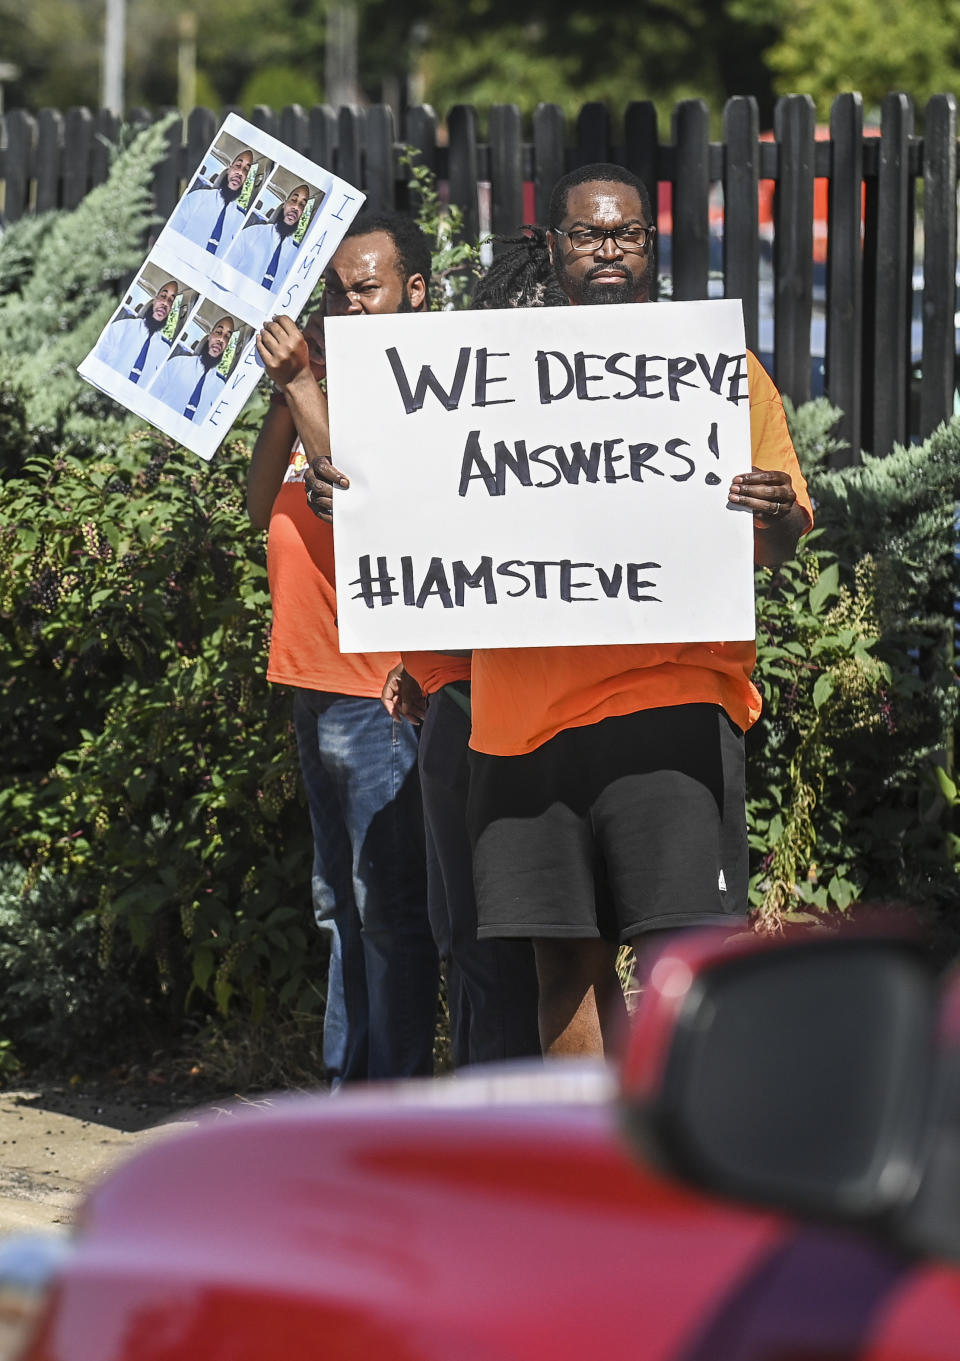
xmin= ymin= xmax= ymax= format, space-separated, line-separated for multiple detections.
xmin=743 ymin=0 xmax=960 ymax=120
xmin=0 ymin=863 xmax=168 ymax=1069
xmin=0 ymin=421 xmax=326 ymax=1024
xmin=0 ymin=0 xmax=328 ymax=112
xmin=748 ymin=398 xmax=960 ymax=929
xmin=2 ymin=0 xmax=781 ymax=128
xmin=7 ymin=0 xmax=957 ymax=133
xmin=401 ymin=148 xmax=482 ymax=309
xmin=0 ymin=117 xmax=174 ymax=447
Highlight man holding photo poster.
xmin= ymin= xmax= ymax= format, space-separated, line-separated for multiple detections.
xmin=249 ymin=213 xmax=440 ymax=1085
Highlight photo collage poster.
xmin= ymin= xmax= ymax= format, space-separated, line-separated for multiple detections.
xmin=78 ymin=114 xmax=365 ymax=460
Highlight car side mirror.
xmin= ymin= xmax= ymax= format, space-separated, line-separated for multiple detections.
xmin=619 ymin=930 xmax=939 ymax=1229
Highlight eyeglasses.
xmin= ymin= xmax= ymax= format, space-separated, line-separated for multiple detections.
xmin=552 ymin=224 xmax=655 ymax=253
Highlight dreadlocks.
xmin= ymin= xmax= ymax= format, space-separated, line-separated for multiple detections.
xmin=470 ymin=227 xmax=570 ymax=311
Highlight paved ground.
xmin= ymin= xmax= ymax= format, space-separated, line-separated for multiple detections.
xmin=0 ymin=1084 xmax=203 ymax=1236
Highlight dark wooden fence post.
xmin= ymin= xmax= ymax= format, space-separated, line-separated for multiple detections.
xmin=870 ymin=93 xmax=914 ymax=454
xmin=153 ymin=111 xmax=182 ymax=223
xmin=672 ymin=99 xmax=710 ymax=301
xmin=251 ymin=104 xmax=278 ymax=140
xmin=404 ymin=104 xmax=438 ymax=170
xmin=3 ymin=109 xmax=36 ymax=221
xmin=186 ymin=108 xmax=217 ymax=189
xmin=575 ymin=103 xmax=611 ymax=165
xmin=91 ymin=110 xmax=119 ymax=187
xmin=280 ymin=104 xmax=310 ymax=158
xmin=336 ymin=106 xmax=365 ymax=191
xmin=63 ymin=107 xmax=94 ymax=210
xmin=773 ymin=94 xmax=816 ymax=405
xmin=532 ymin=103 xmax=566 ymax=226
xmin=35 ymin=109 xmax=63 ymax=212
xmin=624 ymin=102 xmax=660 ymax=299
xmin=403 ymin=104 xmax=439 ymax=215
xmin=920 ymin=93 xmax=958 ymax=440
xmin=447 ymin=104 xmax=479 ymax=244
xmin=309 ymin=105 xmax=338 ymax=169
xmin=364 ymin=104 xmax=396 ymax=210
xmin=826 ymin=91 xmax=864 ymax=463
xmin=722 ymin=96 xmax=760 ymax=352
xmin=489 ymin=104 xmax=523 ymax=242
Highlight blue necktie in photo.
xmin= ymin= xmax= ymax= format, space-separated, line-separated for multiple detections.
xmin=184 ymin=369 xmax=208 ymax=422
xmin=128 ymin=332 xmax=152 ymax=383
xmin=206 ymin=202 xmax=229 ymax=254
xmin=261 ymin=237 xmax=284 ymax=288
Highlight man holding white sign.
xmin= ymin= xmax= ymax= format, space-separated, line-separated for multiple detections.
xmin=463 ymin=164 xmax=812 ymax=1059
xmin=311 ymin=166 xmax=812 ymax=1065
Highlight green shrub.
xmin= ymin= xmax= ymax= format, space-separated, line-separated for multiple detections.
xmin=0 ymin=122 xmax=326 ymax=1072
xmin=748 ymin=399 xmax=960 ymax=930
xmin=0 ymin=420 xmax=325 ymax=1023
xmin=0 ymin=863 xmax=167 ymax=1069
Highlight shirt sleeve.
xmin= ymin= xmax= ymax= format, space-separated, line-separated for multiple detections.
xmin=747 ymin=351 xmax=814 ymax=533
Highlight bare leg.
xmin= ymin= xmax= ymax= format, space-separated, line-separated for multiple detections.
xmin=533 ymin=938 xmax=625 ymax=1058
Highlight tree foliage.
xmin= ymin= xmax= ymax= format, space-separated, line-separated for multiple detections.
xmin=1 ymin=0 xmax=780 ymax=125
xmin=751 ymin=0 xmax=960 ymax=120
xmin=4 ymin=0 xmax=958 ymax=129
xmin=0 ymin=0 xmax=327 ymax=112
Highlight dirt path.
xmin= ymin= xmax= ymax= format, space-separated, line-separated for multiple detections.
xmin=0 ymin=1084 xmax=204 ymax=1235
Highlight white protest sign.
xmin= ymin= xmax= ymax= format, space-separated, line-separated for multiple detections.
xmin=78 ymin=113 xmax=364 ymax=461
xmin=328 ymin=299 xmax=757 ymax=652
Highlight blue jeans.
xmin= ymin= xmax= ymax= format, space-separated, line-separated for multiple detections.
xmin=292 ymin=689 xmax=438 ymax=1083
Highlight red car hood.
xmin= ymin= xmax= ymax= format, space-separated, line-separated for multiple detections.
xmin=24 ymin=1063 xmax=960 ymax=1361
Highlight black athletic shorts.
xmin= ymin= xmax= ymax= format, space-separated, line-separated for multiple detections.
xmin=467 ymin=703 xmax=748 ymax=943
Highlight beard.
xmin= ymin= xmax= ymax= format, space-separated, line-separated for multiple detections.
xmin=200 ymin=339 xmax=227 ymax=368
xmin=553 ymin=255 xmax=652 ymax=306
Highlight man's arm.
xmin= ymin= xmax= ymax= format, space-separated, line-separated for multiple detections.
xmin=257 ymin=315 xmax=347 ymax=523
xmin=248 ymin=395 xmax=297 ymax=529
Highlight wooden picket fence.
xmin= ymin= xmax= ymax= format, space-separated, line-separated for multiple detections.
xmin=1 ymin=92 xmax=957 ymax=460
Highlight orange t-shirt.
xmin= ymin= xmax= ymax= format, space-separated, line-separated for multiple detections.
xmin=469 ymin=352 xmax=813 ymax=756
xmin=266 ymin=446 xmax=399 ymax=697
xmin=402 ymin=651 xmax=471 ymax=696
